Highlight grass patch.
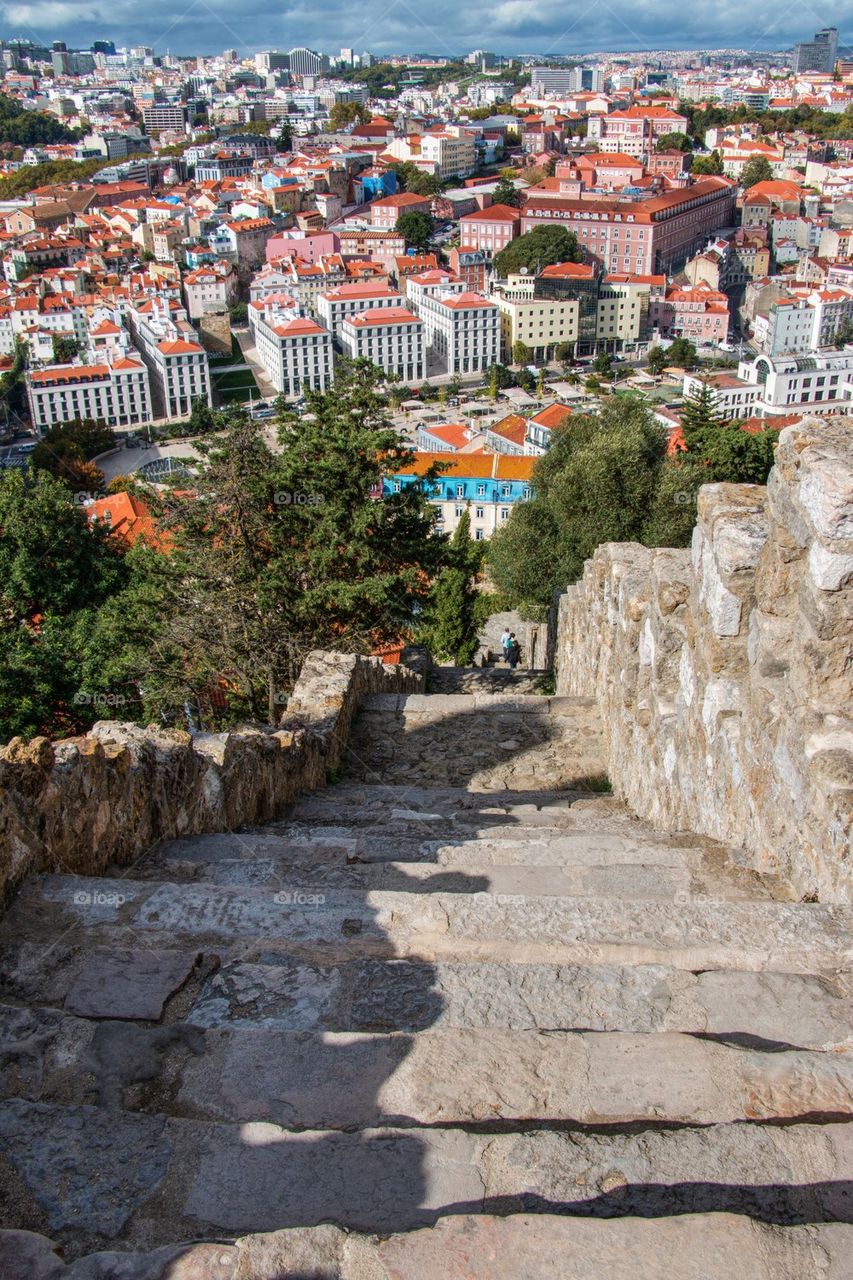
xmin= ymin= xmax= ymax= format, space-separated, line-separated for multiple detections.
xmin=575 ymin=773 xmax=613 ymax=794
xmin=211 ymin=369 xmax=258 ymax=391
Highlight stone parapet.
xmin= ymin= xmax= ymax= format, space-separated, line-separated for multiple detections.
xmin=554 ymin=418 xmax=853 ymax=902
xmin=0 ymin=650 xmax=424 ymax=902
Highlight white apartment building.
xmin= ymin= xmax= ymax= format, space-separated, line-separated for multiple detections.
xmin=182 ymin=261 xmax=237 ymax=319
xmin=405 ymin=269 xmax=464 ymax=314
xmin=250 ymin=300 xmax=334 ymax=396
xmin=128 ymin=301 xmax=212 ymax=419
xmin=740 ymin=350 xmax=853 ymax=416
xmin=420 ymin=126 xmax=477 ymax=178
xmin=753 ymin=289 xmax=853 ymax=357
xmin=417 ymin=289 xmax=500 ymax=374
xmin=27 ymin=356 xmax=152 ymax=432
xmin=340 ymin=306 xmax=425 ymax=382
xmin=316 ymin=282 xmax=404 ymax=338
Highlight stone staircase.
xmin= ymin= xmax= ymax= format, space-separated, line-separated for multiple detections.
xmin=0 ymin=672 xmax=851 ymax=1277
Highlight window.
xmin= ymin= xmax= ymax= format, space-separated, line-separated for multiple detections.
xmin=475 ymin=506 xmax=484 ymax=519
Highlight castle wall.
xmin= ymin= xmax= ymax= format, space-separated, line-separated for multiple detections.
xmin=0 ymin=650 xmax=425 ymax=902
xmin=553 ymin=418 xmax=853 ymax=902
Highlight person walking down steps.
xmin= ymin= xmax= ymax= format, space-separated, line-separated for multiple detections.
xmin=500 ymin=627 xmax=512 ymax=664
xmin=507 ymin=634 xmax=522 ymax=669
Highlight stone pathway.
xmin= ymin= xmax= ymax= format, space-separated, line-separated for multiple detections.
xmin=0 ymin=670 xmax=851 ymax=1276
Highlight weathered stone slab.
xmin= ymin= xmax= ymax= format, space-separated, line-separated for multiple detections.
xmin=0 ymin=1100 xmax=171 ymax=1234
xmin=174 ymin=1028 xmax=853 ymax=1128
xmin=64 ymin=949 xmax=200 ymax=1021
xmin=13 ymin=876 xmax=852 ymax=971
xmin=375 ymin=1214 xmax=853 ymax=1280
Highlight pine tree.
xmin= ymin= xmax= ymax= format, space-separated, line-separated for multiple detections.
xmin=419 ymin=510 xmax=483 ymax=664
xmin=680 ymin=380 xmax=724 ymax=451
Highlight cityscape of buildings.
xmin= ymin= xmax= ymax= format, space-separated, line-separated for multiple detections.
xmin=0 ymin=23 xmax=851 ymax=537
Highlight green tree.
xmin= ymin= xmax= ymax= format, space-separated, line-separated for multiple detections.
xmin=690 ymin=149 xmax=724 ymax=176
xmin=396 ymin=209 xmax=434 ymax=251
xmin=418 ymin=510 xmax=483 ymax=663
xmin=493 ymin=225 xmax=582 ymax=277
xmin=0 ymin=468 xmax=127 ymax=739
xmin=485 ymin=362 xmax=514 ymax=399
xmin=95 ymin=370 xmax=444 ymax=726
xmin=666 ymin=337 xmax=697 ymax=369
xmin=555 ymin=340 xmax=575 ymax=370
xmin=593 ymin=351 xmax=613 ymax=378
xmin=740 ymin=156 xmax=773 ymax=188
xmin=834 ymin=317 xmax=853 ymax=349
xmin=655 ymin=131 xmax=693 ymax=152
xmin=488 ymin=400 xmax=668 ymax=609
xmin=328 ymin=101 xmax=369 ymax=131
xmin=52 ymin=335 xmax=80 ymax=363
xmin=491 ymin=177 xmax=521 ymax=207
xmin=187 ymin=397 xmax=217 ymax=435
xmin=32 ymin=418 xmax=114 ymax=495
xmin=647 ymin=346 xmax=667 ymax=376
xmin=695 ymin=421 xmax=778 ymax=484
xmin=512 ymin=340 xmax=533 ymax=366
xmin=229 ymin=301 xmax=248 ymax=325
xmin=680 ymin=379 xmax=724 ymax=450
xmin=641 ymin=457 xmax=706 ymax=546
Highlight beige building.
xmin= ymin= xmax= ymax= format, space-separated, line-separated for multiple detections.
xmin=493 ymin=276 xmax=579 ymax=361
xmin=597 ymin=273 xmax=665 ymax=350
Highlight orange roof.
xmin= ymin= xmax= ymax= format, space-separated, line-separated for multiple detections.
xmin=345 ymin=306 xmax=421 ymax=328
xmin=436 ymin=291 xmax=496 ymax=310
xmin=87 ymin=492 xmax=162 ymax=547
xmin=271 ymin=317 xmax=326 ymax=337
xmin=461 ymin=204 xmax=522 ymax=223
xmin=530 ymin=402 xmax=573 ymax=429
xmin=321 ymin=282 xmax=401 ymax=300
xmin=486 ymin=413 xmax=527 ymax=447
xmin=30 ymin=363 xmax=110 ymax=385
xmin=394 ymin=451 xmax=535 ymax=480
xmin=419 ymin=422 xmax=482 ymax=451
xmin=372 ymin=192 xmax=430 ymax=208
xmin=157 ymin=339 xmax=202 ymax=355
xmin=539 ymin=262 xmax=597 ymax=280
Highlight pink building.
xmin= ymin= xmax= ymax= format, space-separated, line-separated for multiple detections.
xmin=265 ymin=230 xmax=339 ymax=264
xmin=521 ymin=178 xmax=736 ymax=275
xmin=588 ymin=105 xmax=689 ymax=158
xmin=575 ymin=152 xmax=645 ymax=191
xmin=458 ymin=204 xmax=522 ymax=258
xmin=650 ymin=282 xmax=730 ymax=345
xmin=371 ymin=192 xmax=432 ymax=228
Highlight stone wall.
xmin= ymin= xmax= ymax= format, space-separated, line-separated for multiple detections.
xmin=0 ymin=650 xmax=425 ymax=902
xmin=553 ymin=418 xmax=853 ymax=903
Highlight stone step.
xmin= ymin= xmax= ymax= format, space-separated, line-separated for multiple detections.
xmin=343 ymin=693 xmax=607 ymax=789
xmin=1 ymin=1100 xmax=850 ymax=1249
xmin=4 ymin=1006 xmax=852 ymax=1129
xmin=4 ymin=1216 xmax=852 ymax=1280
xmin=3 ymin=945 xmax=849 ymax=1049
xmin=6 ymin=875 xmax=849 ymax=971
xmin=134 ymin=852 xmax=773 ymax=901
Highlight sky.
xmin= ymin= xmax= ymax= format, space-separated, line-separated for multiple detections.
xmin=0 ymin=0 xmax=848 ymax=60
